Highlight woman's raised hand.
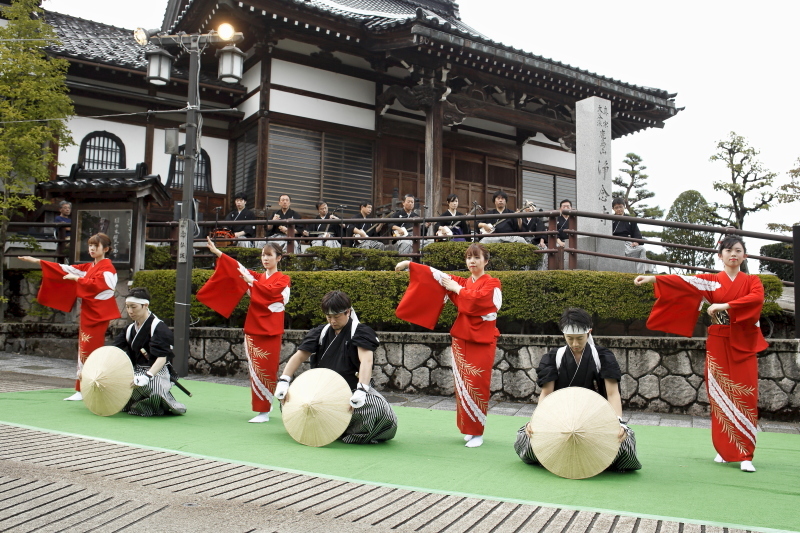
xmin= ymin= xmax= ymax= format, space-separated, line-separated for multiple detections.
xmin=395 ymin=260 xmax=410 ymax=272
xmin=206 ymin=236 xmax=223 ymax=257
xmin=17 ymin=256 xmax=42 ymax=265
xmin=633 ymin=275 xmax=656 ymax=286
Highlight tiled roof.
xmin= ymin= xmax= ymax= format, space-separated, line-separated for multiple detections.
xmin=40 ymin=168 xmax=171 ymax=206
xmin=44 ymin=11 xmax=243 ymax=89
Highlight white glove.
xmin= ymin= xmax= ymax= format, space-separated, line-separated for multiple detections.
xmin=274 ymin=375 xmax=292 ymax=400
xmin=350 ymin=384 xmax=369 ymax=408
xmin=133 ymin=375 xmax=150 ymax=387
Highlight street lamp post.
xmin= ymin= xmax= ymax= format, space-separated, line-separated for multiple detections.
xmin=135 ymin=25 xmax=244 ymax=376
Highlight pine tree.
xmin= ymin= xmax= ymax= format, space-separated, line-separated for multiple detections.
xmin=709 ymin=132 xmax=776 ymax=230
xmin=0 ymin=0 xmax=74 ymax=318
xmin=612 ymin=153 xmax=663 ymax=219
xmin=662 ymin=190 xmax=716 ymax=272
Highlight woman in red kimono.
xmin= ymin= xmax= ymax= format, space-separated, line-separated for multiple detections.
xmin=198 ymin=237 xmax=290 ymax=423
xmin=19 ymin=233 xmax=121 ymax=401
xmin=395 ymin=243 xmax=502 ymax=448
xmin=635 ymin=236 xmax=767 ymax=472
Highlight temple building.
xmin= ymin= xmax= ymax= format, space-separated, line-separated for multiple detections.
xmin=37 ymin=0 xmax=680 ymax=225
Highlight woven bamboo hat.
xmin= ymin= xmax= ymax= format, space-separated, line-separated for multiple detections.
xmin=80 ymin=346 xmax=134 ymax=417
xmin=530 ymin=387 xmax=621 ymax=479
xmin=282 ymin=368 xmax=353 ymax=447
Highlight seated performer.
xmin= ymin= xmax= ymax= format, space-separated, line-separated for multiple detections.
xmin=390 ymin=194 xmax=418 ymax=255
xmin=310 ymin=201 xmax=342 ymax=248
xmin=479 ymin=191 xmax=527 ymax=244
xmin=349 ymin=200 xmax=384 ymax=250
xmin=112 ymin=288 xmax=186 ymax=416
xmin=275 ymin=290 xmax=397 ymax=444
xmin=432 ymin=194 xmax=470 ymax=241
xmin=611 ymin=197 xmax=649 ymax=274
xmin=268 ymin=193 xmax=308 ymax=251
xmin=226 ymin=193 xmax=256 ymax=247
xmin=514 ymin=308 xmax=641 ymax=471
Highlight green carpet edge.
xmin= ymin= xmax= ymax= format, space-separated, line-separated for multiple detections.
xmin=1 ymin=419 xmax=795 ymax=533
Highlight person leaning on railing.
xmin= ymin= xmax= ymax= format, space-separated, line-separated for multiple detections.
xmin=611 ymin=197 xmax=650 ymax=275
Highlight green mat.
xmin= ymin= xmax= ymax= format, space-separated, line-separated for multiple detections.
xmin=1 ymin=381 xmax=799 ymax=532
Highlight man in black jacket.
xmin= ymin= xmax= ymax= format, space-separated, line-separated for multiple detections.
xmin=478 ymin=191 xmax=526 ymax=244
xmin=267 ymin=193 xmax=308 ymax=251
xmin=226 ymin=193 xmax=256 ymax=247
xmin=611 ymin=197 xmax=649 ymax=274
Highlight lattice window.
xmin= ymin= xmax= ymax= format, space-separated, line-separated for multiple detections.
xmin=78 ymin=131 xmax=126 ymax=170
xmin=522 ymin=170 xmax=577 ymax=210
xmin=167 ymin=146 xmax=213 ymax=192
xmin=232 ymin=127 xmax=258 ymax=204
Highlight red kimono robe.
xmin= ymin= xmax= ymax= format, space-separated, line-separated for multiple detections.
xmin=36 ymin=259 xmax=120 ymax=391
xmin=197 ymin=254 xmax=290 ymax=412
xmin=396 ymin=262 xmax=501 ymax=436
xmin=647 ymin=272 xmax=768 ymax=461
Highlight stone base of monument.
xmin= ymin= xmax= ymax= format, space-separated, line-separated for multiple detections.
xmin=576 ymin=236 xmax=639 ymax=274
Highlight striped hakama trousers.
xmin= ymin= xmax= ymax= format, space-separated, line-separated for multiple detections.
xmin=514 ymin=425 xmax=641 ymax=472
xmin=125 ymin=366 xmax=187 ymax=417
xmin=341 ymin=389 xmax=397 ymax=444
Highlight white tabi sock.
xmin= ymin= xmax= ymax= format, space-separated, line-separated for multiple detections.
xmin=465 ymin=436 xmax=483 ymax=448
xmin=463 ymin=434 xmax=473 ymax=442
xmin=64 ymin=392 xmax=82 ymax=401
xmin=248 ymin=412 xmax=270 ymax=423
xmin=740 ymin=461 xmax=756 ymax=472
xmin=714 ymin=453 xmax=727 ymax=463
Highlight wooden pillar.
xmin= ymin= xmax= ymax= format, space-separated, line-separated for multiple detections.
xmin=424 ymin=99 xmax=443 ymax=219
xmin=144 ymin=114 xmax=155 ymax=174
xmin=254 ymin=49 xmax=273 ymax=225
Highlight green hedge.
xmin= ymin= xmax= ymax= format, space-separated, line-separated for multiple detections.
xmin=759 ymin=243 xmax=793 ymax=282
xmin=421 ymin=241 xmax=541 ymax=271
xmin=130 ymin=269 xmax=784 ymax=332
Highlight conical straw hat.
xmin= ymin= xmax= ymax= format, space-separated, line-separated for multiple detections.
xmin=80 ymin=346 xmax=134 ymax=417
xmin=282 ymin=368 xmax=353 ymax=447
xmin=530 ymin=387 xmax=621 ymax=479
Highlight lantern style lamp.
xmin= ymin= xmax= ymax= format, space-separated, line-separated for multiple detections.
xmin=145 ymin=48 xmax=174 ymax=85
xmin=216 ymin=45 xmax=245 ymax=84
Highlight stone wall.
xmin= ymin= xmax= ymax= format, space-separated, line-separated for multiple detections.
xmin=5 ymin=324 xmax=799 ymax=420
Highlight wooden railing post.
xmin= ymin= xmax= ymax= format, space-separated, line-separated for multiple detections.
xmin=286 ymin=223 xmax=295 ymax=254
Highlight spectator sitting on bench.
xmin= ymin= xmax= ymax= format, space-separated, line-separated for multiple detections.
xmin=611 ymin=197 xmax=649 ymax=275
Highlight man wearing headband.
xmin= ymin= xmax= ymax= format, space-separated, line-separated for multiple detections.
xmin=111 ymin=288 xmax=186 ymax=416
xmin=514 ymin=308 xmax=640 ymax=471
xmin=275 ymin=290 xmax=397 ymax=444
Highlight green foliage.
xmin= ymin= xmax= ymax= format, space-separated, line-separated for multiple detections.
xmin=129 ymin=269 xmax=785 ymax=332
xmin=612 ymin=153 xmax=663 ymax=219
xmin=422 ymin=242 xmax=541 ymax=271
xmin=759 ymin=243 xmax=793 ymax=282
xmin=0 ymin=0 xmax=74 ymax=314
xmin=661 ymin=190 xmax=717 ymax=272
xmin=709 ymin=132 xmax=776 ymax=230
xmin=144 ymin=245 xmax=174 ymax=270
xmin=295 ymin=247 xmax=400 ymax=271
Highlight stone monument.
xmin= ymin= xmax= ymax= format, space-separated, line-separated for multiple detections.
xmin=575 ymin=97 xmax=636 ymax=272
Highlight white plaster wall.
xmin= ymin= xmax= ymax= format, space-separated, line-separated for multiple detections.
xmin=270 ymin=89 xmax=374 ymax=130
xmin=522 ymin=143 xmax=576 ymax=170
xmin=271 ymin=59 xmax=374 ymax=104
xmin=239 ymin=93 xmax=260 ymax=120
xmin=60 ymin=117 xmax=146 ymax=172
xmin=241 ymin=62 xmax=261 ymax=93
xmin=150 ymin=129 xmax=229 ymax=194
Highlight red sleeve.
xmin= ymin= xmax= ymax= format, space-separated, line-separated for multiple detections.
xmin=450 ymin=276 xmax=501 ymax=317
xmin=196 ymin=253 xmax=250 ymax=318
xmin=74 ymin=261 xmax=115 ymax=300
xmin=395 ymin=262 xmax=449 ymax=329
xmin=36 ymin=260 xmax=78 ymax=313
xmin=647 ymin=274 xmax=711 ymax=337
xmin=728 ymin=275 xmax=769 ymax=354
xmin=250 ymin=270 xmax=291 ymax=303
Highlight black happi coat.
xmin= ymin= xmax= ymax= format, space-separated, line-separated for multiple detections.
xmin=268 ymin=208 xmax=301 ymax=236
xmin=612 ymin=218 xmax=643 ymax=241
xmin=112 ymin=313 xmax=174 ymax=368
xmin=225 ymin=208 xmax=256 ymax=237
xmin=312 ymin=214 xmax=343 ymax=238
xmin=536 ymin=344 xmax=621 ymax=399
xmin=297 ymin=319 xmax=379 ymax=390
xmin=390 ymin=209 xmax=419 ymax=232
xmin=486 ymin=208 xmax=521 ymax=234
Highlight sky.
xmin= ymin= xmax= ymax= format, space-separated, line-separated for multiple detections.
xmin=43 ymin=0 xmax=798 ymax=256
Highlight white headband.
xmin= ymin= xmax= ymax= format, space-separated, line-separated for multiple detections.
xmin=126 ymin=297 xmax=150 ymax=305
xmin=561 ymin=324 xmax=590 ymax=335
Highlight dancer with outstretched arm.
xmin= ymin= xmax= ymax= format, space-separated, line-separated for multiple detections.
xmin=198 ymin=238 xmax=290 ymax=423
xmin=634 ymin=235 xmax=767 ymax=472
xmin=19 ymin=233 xmax=120 ymax=401
xmin=395 ymin=243 xmax=501 ymax=448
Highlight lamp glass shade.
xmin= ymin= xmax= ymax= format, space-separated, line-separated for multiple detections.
xmin=217 ymin=45 xmax=245 ymax=84
xmin=146 ymin=48 xmax=173 ymax=86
